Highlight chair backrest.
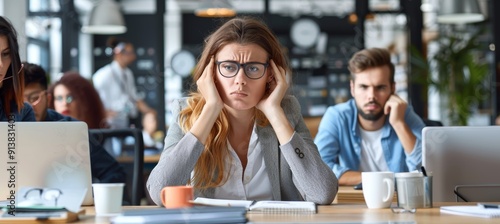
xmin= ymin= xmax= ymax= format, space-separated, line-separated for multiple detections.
xmin=454 ymin=184 xmax=500 ymax=202
xmin=423 ymin=119 xmax=443 ymax=126
xmin=89 ymin=128 xmax=144 ymax=205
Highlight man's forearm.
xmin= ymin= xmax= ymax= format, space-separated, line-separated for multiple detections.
xmin=339 ymin=171 xmax=362 ymax=185
xmin=392 ymin=121 xmax=417 ymax=154
xmin=137 ymin=100 xmax=154 ymax=114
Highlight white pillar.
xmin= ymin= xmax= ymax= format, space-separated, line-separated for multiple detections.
xmin=2 ymin=0 xmax=27 ymax=61
xmin=165 ymin=0 xmax=183 ymax=125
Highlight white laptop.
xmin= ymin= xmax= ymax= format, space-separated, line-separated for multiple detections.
xmin=422 ymin=126 xmax=500 ymax=202
xmin=0 ymin=122 xmax=94 ymax=205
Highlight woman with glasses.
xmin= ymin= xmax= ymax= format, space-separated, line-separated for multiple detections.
xmin=0 ymin=16 xmax=35 ymax=121
xmin=147 ymin=17 xmax=338 ymax=206
xmin=48 ymin=72 xmax=107 ymax=129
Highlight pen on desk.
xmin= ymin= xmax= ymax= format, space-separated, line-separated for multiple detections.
xmin=478 ymin=203 xmax=500 ymax=209
xmin=420 ymin=166 xmax=428 ymax=177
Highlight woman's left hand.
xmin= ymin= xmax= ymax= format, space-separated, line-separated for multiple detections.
xmin=256 ymin=59 xmax=288 ymax=116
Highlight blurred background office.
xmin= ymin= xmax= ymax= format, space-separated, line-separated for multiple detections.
xmin=3 ymin=0 xmax=496 ymax=130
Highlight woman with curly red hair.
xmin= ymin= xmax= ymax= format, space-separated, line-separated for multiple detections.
xmin=48 ymin=72 xmax=107 ymax=129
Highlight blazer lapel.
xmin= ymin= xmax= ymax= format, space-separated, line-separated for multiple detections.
xmin=258 ymin=125 xmax=281 ymax=200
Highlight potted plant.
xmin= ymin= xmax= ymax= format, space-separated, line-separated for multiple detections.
xmin=412 ymin=30 xmax=489 ymax=126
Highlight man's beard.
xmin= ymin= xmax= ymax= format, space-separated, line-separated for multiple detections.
xmin=357 ymin=101 xmax=384 ymax=121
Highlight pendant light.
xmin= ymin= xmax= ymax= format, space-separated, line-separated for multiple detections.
xmin=437 ymin=0 xmax=484 ymax=24
xmin=195 ymin=0 xmax=236 ymax=18
xmin=81 ymin=0 xmax=127 ymax=34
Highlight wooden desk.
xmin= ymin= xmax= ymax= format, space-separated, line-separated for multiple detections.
xmin=249 ymin=202 xmax=498 ymax=224
xmin=76 ymin=203 xmax=499 ymax=224
xmin=304 ymin=116 xmax=322 ymax=139
xmin=334 ymin=185 xmax=397 ymax=203
xmin=117 ymin=154 xmax=160 ymax=163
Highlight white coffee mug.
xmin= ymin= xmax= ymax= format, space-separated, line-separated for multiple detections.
xmin=92 ymin=183 xmax=125 ymax=215
xmin=362 ymin=171 xmax=395 ymax=209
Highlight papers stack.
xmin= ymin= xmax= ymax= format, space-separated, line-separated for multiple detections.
xmin=0 ymin=207 xmax=83 ymax=223
xmin=0 ymin=187 xmax=86 ymax=223
xmin=441 ymin=205 xmax=500 ymax=218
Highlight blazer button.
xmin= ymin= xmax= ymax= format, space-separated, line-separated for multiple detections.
xmin=294 ymin=148 xmax=304 ymax=158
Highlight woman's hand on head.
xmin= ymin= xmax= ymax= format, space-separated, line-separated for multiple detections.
xmin=197 ymin=57 xmax=224 ymax=111
xmin=189 ymin=57 xmax=225 ymax=144
xmin=256 ymin=59 xmax=288 ymax=115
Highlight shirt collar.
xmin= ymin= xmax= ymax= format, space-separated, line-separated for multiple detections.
xmin=111 ymin=61 xmax=126 ymax=74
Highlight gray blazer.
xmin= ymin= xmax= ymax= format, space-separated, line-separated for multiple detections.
xmin=146 ymin=95 xmax=338 ymax=205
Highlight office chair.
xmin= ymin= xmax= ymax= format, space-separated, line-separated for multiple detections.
xmin=423 ymin=119 xmax=443 ymax=127
xmin=89 ymin=128 xmax=144 ymax=205
xmin=454 ymin=184 xmax=500 ymax=202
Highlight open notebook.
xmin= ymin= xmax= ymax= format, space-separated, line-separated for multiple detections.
xmin=192 ymin=197 xmax=316 ymax=214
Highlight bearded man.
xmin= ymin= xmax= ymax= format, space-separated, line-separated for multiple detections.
xmin=315 ymin=48 xmax=425 ymax=186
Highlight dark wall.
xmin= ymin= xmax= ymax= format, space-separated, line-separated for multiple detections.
xmin=181 ymin=13 xmax=356 ymax=50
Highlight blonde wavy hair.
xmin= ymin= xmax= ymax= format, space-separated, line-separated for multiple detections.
xmin=178 ymin=17 xmax=289 ymax=190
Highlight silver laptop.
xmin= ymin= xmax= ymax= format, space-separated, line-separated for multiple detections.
xmin=422 ymin=126 xmax=500 ymax=202
xmin=0 ymin=122 xmax=93 ymax=205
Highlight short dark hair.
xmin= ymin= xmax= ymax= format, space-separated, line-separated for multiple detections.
xmin=107 ymin=36 xmax=130 ymax=55
xmin=348 ymin=48 xmax=395 ymax=83
xmin=23 ymin=62 xmax=48 ymax=90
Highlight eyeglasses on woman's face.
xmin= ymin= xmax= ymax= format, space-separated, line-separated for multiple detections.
xmin=54 ymin=95 xmax=74 ymax=104
xmin=216 ymin=61 xmax=269 ymax=80
xmin=24 ymin=90 xmax=46 ymax=106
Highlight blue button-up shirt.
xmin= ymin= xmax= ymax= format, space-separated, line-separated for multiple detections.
xmin=314 ymin=99 xmax=425 ymax=178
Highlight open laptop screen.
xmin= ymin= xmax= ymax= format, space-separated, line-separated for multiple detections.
xmin=422 ymin=126 xmax=500 ymax=202
xmin=0 ymin=121 xmax=93 ymax=205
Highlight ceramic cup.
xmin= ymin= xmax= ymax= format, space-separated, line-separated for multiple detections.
xmin=362 ymin=172 xmax=395 ymax=209
xmin=160 ymin=186 xmax=194 ymax=209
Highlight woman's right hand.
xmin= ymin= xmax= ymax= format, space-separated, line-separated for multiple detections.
xmin=191 ymin=57 xmax=224 ymax=144
xmin=196 ymin=57 xmax=224 ymax=110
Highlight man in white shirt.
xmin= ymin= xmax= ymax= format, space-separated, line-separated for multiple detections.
xmin=93 ymin=38 xmax=154 ymax=129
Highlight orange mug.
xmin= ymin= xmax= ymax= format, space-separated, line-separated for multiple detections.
xmin=160 ymin=186 xmax=194 ymax=209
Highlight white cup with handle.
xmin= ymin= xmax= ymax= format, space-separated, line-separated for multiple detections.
xmin=362 ymin=171 xmax=395 ymax=209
